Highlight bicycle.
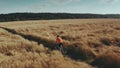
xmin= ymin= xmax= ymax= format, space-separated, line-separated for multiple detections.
xmin=55 ymin=43 xmax=66 ymax=55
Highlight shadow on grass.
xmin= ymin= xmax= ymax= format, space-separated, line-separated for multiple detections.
xmin=0 ymin=26 xmax=96 ymax=62
xmin=0 ymin=26 xmax=55 ymax=49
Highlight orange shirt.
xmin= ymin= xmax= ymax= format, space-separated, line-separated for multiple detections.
xmin=56 ymin=37 xmax=63 ymax=44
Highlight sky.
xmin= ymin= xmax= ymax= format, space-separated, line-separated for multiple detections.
xmin=0 ymin=0 xmax=120 ymax=14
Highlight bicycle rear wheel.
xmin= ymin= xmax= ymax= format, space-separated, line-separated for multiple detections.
xmin=59 ymin=44 xmax=66 ymax=55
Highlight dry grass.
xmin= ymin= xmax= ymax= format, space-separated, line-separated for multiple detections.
xmin=0 ymin=26 xmax=92 ymax=68
xmin=0 ymin=19 xmax=120 ymax=68
xmin=92 ymin=49 xmax=120 ymax=68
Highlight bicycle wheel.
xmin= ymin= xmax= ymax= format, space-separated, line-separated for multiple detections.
xmin=59 ymin=45 xmax=66 ymax=55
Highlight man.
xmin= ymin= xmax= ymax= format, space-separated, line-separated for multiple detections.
xmin=56 ymin=35 xmax=63 ymax=47
xmin=55 ymin=35 xmax=64 ymax=54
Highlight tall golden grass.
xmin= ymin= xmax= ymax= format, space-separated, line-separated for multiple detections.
xmin=0 ymin=19 xmax=120 ymax=68
xmin=0 ymin=26 xmax=92 ymax=68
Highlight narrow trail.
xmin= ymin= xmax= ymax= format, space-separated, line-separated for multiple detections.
xmin=0 ymin=26 xmax=55 ymax=49
xmin=0 ymin=26 xmax=99 ymax=68
xmin=0 ymin=26 xmax=78 ymax=60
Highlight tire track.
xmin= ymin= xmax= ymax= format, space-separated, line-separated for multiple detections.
xmin=0 ymin=27 xmax=72 ymax=57
xmin=0 ymin=26 xmax=55 ymax=49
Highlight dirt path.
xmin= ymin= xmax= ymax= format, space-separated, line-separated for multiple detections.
xmin=0 ymin=26 xmax=78 ymax=60
xmin=0 ymin=26 xmax=55 ymax=48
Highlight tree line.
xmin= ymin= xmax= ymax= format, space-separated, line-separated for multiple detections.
xmin=0 ymin=13 xmax=120 ymax=22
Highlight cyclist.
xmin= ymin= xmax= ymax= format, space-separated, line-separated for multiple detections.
xmin=55 ymin=35 xmax=64 ymax=54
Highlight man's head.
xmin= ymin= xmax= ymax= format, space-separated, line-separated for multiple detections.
xmin=57 ymin=35 xmax=59 ymax=37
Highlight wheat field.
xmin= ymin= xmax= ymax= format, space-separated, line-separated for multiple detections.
xmin=0 ymin=19 xmax=120 ymax=68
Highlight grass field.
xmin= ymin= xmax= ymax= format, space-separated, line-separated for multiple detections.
xmin=0 ymin=19 xmax=120 ymax=68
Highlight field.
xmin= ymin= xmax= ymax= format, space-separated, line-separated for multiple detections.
xmin=0 ymin=19 xmax=120 ymax=68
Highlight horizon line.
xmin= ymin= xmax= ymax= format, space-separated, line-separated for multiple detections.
xmin=0 ymin=12 xmax=120 ymax=15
